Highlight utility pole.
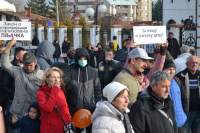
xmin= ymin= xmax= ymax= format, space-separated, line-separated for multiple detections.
xmin=56 ymin=0 xmax=59 ymax=26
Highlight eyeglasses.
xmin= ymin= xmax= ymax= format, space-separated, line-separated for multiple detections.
xmin=188 ymin=62 xmax=199 ymax=65
xmin=135 ymin=58 xmax=147 ymax=64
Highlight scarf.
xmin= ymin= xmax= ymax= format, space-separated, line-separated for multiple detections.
xmin=98 ymin=48 xmax=102 ymax=52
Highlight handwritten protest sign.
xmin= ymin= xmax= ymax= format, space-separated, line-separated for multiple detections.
xmin=0 ymin=21 xmax=31 ymax=40
xmin=133 ymin=26 xmax=166 ymax=44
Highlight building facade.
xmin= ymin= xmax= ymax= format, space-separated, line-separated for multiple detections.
xmin=135 ymin=0 xmax=152 ymax=21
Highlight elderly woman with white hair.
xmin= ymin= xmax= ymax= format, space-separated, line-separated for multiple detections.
xmin=91 ymin=82 xmax=134 ymax=133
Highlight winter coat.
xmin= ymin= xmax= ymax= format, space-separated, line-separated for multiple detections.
xmin=96 ymin=50 xmax=105 ymax=68
xmin=167 ymin=38 xmax=180 ymax=59
xmin=169 ymin=78 xmax=187 ymax=127
xmin=174 ymin=53 xmax=191 ymax=74
xmin=116 ymin=46 xmax=127 ymax=61
xmin=1 ymin=52 xmax=44 ymax=118
xmin=70 ymin=48 xmax=101 ymax=110
xmin=70 ymin=59 xmax=75 ymax=68
xmin=0 ymin=60 xmax=19 ymax=102
xmin=91 ymin=101 xmax=134 ymax=133
xmin=62 ymin=41 xmax=71 ymax=54
xmin=36 ymin=85 xmax=71 ymax=133
xmin=129 ymin=87 xmax=178 ymax=133
xmin=99 ymin=60 xmax=118 ymax=90
xmin=113 ymin=67 xmax=141 ymax=108
xmin=36 ymin=41 xmax=55 ymax=71
xmin=32 ymin=37 xmax=39 ymax=46
xmin=53 ymin=43 xmax=61 ymax=58
xmin=86 ymin=48 xmax=97 ymax=68
xmin=10 ymin=102 xmax=41 ymax=133
xmin=175 ymin=68 xmax=200 ymax=115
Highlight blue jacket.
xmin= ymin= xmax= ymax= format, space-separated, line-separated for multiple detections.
xmin=169 ymin=78 xmax=187 ymax=127
xmin=10 ymin=116 xmax=40 ymax=133
xmin=116 ymin=46 xmax=127 ymax=61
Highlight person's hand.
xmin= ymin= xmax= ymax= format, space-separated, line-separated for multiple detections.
xmin=8 ymin=37 xmax=16 ymax=47
xmin=94 ymin=47 xmax=98 ymax=51
xmin=130 ymin=37 xmax=141 ymax=47
xmin=12 ymin=115 xmax=18 ymax=124
xmin=160 ymin=37 xmax=168 ymax=47
xmin=95 ymin=68 xmax=98 ymax=71
xmin=53 ymin=82 xmax=61 ymax=88
xmin=24 ymin=113 xmax=28 ymax=116
xmin=105 ymin=57 xmax=111 ymax=62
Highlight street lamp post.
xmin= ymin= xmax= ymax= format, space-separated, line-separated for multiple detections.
xmin=86 ymin=3 xmax=106 ymax=46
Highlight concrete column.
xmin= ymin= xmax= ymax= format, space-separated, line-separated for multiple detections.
xmin=37 ymin=26 xmax=44 ymax=43
xmin=73 ymin=25 xmax=83 ymax=49
xmin=89 ymin=25 xmax=101 ymax=46
xmin=47 ymin=26 xmax=55 ymax=44
xmin=110 ymin=25 xmax=123 ymax=48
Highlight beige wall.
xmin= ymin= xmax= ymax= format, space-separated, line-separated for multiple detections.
xmin=135 ymin=0 xmax=152 ymax=21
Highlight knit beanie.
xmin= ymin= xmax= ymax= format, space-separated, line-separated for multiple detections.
xmin=67 ymin=49 xmax=76 ymax=60
xmin=163 ymin=59 xmax=175 ymax=70
xmin=103 ymin=82 xmax=129 ymax=103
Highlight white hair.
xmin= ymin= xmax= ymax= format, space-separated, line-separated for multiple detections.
xmin=180 ymin=45 xmax=190 ymax=53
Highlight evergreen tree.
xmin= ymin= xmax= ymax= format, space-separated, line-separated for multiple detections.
xmin=38 ymin=0 xmax=49 ymax=17
xmin=152 ymin=0 xmax=162 ymax=21
xmin=65 ymin=17 xmax=73 ymax=47
xmin=49 ymin=0 xmax=68 ymax=19
xmin=26 ymin=0 xmax=39 ymax=15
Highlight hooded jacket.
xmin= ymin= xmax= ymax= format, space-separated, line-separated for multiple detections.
xmin=10 ymin=102 xmax=41 ymax=133
xmin=70 ymin=48 xmax=101 ymax=110
xmin=36 ymin=41 xmax=55 ymax=71
xmin=96 ymin=43 xmax=105 ymax=68
xmin=174 ymin=53 xmax=191 ymax=74
xmin=91 ymin=101 xmax=134 ymax=133
xmin=1 ymin=52 xmax=44 ymax=118
xmin=50 ymin=62 xmax=78 ymax=117
xmin=129 ymin=87 xmax=178 ymax=133
xmin=53 ymin=43 xmax=61 ymax=58
xmin=36 ymin=85 xmax=71 ymax=133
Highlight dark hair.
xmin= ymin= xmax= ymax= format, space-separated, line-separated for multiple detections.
xmin=169 ymin=32 xmax=173 ymax=36
xmin=125 ymin=39 xmax=129 ymax=42
xmin=109 ymin=42 xmax=114 ymax=49
xmin=113 ymin=36 xmax=117 ymax=40
xmin=14 ymin=47 xmax=26 ymax=60
xmin=148 ymin=53 xmax=157 ymax=62
xmin=106 ymin=48 xmax=115 ymax=54
xmin=62 ymin=36 xmax=69 ymax=47
xmin=128 ymin=35 xmax=131 ymax=39
xmin=87 ymin=41 xmax=91 ymax=48
xmin=53 ymin=39 xmax=58 ymax=44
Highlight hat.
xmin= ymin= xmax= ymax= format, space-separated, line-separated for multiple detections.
xmin=67 ymin=49 xmax=76 ymax=60
xmin=23 ymin=52 xmax=36 ymax=63
xmin=103 ymin=82 xmax=128 ymax=103
xmin=128 ymin=48 xmax=153 ymax=60
xmin=163 ymin=59 xmax=175 ymax=70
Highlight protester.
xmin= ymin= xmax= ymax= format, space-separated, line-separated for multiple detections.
xmin=86 ymin=42 xmax=98 ymax=68
xmin=62 ymin=36 xmax=71 ymax=63
xmin=10 ymin=102 xmax=41 ymax=133
xmin=70 ymin=48 xmax=101 ymax=133
xmin=116 ymin=40 xmax=131 ymax=61
xmin=173 ymin=45 xmax=191 ymax=74
xmin=112 ymin=36 xmax=119 ymax=52
xmin=1 ymin=38 xmax=44 ymax=132
xmin=123 ymin=36 xmax=131 ymax=46
xmin=144 ymin=53 xmax=157 ymax=75
xmin=0 ymin=47 xmax=26 ymax=132
xmin=129 ymin=71 xmax=178 ymax=133
xmin=189 ymin=46 xmax=200 ymax=67
xmin=163 ymin=59 xmax=187 ymax=132
xmin=155 ymin=43 xmax=174 ymax=60
xmin=175 ymin=56 xmax=200 ymax=133
xmin=36 ymin=67 xmax=71 ymax=133
xmin=36 ymin=40 xmax=55 ymax=71
xmin=108 ymin=42 xmax=117 ymax=59
xmin=50 ymin=62 xmax=78 ymax=117
xmin=99 ymin=48 xmax=118 ymax=91
xmin=67 ymin=49 xmax=76 ymax=68
xmin=96 ymin=43 xmax=105 ymax=68
xmin=114 ymin=48 xmax=153 ymax=108
xmin=31 ymin=35 xmax=39 ymax=46
xmin=91 ymin=82 xmax=134 ymax=133
xmin=53 ymin=39 xmax=61 ymax=63
xmin=167 ymin=32 xmax=181 ymax=59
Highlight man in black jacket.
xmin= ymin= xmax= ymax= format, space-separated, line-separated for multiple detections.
xmin=31 ymin=35 xmax=39 ymax=46
xmin=0 ymin=47 xmax=26 ymax=132
xmin=175 ymin=56 xmax=200 ymax=133
xmin=167 ymin=32 xmax=180 ymax=59
xmin=129 ymin=71 xmax=177 ymax=133
xmin=70 ymin=48 xmax=101 ymax=133
xmin=86 ymin=42 xmax=98 ymax=68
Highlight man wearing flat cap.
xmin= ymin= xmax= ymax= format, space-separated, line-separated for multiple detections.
xmin=1 ymin=38 xmax=44 ymax=124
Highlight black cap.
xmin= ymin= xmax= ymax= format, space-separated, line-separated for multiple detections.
xmin=23 ymin=52 xmax=36 ymax=63
xmin=163 ymin=59 xmax=175 ymax=70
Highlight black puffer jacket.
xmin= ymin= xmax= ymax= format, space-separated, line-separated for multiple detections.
xmin=70 ymin=48 xmax=101 ymax=110
xmin=86 ymin=48 xmax=97 ymax=68
xmin=129 ymin=87 xmax=178 ymax=133
xmin=50 ymin=62 xmax=78 ymax=117
xmin=62 ymin=41 xmax=71 ymax=54
xmin=53 ymin=43 xmax=61 ymax=58
xmin=167 ymin=38 xmax=180 ymax=59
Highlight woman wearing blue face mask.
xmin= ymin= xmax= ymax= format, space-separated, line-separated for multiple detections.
xmin=70 ymin=48 xmax=101 ymax=133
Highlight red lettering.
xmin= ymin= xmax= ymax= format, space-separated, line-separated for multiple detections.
xmin=21 ymin=34 xmax=24 ymax=38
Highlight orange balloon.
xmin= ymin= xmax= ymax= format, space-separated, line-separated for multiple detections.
xmin=72 ymin=109 xmax=92 ymax=128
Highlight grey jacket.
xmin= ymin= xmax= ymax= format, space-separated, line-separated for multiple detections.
xmin=36 ymin=41 xmax=55 ymax=71
xmin=91 ymin=101 xmax=134 ymax=133
xmin=1 ymin=52 xmax=44 ymax=118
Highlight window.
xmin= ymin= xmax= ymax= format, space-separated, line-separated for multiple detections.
xmin=113 ymin=14 xmax=116 ymax=17
xmin=145 ymin=14 xmax=148 ymax=17
xmin=132 ymin=6 xmax=133 ymax=9
xmin=131 ymin=14 xmax=133 ymax=17
xmin=145 ymin=6 xmax=148 ymax=10
xmin=113 ymin=5 xmax=116 ymax=9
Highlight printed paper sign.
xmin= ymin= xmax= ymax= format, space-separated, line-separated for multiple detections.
xmin=0 ymin=21 xmax=31 ymax=40
xmin=133 ymin=26 xmax=166 ymax=44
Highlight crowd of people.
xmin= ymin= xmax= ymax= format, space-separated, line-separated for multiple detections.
xmin=0 ymin=32 xmax=199 ymax=133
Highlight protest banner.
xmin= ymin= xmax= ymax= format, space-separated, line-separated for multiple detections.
xmin=133 ymin=26 xmax=166 ymax=44
xmin=0 ymin=21 xmax=31 ymax=41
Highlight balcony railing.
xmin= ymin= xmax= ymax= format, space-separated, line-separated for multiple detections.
xmin=136 ymin=9 xmax=143 ymax=13
xmin=137 ymin=2 xmax=143 ymax=6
